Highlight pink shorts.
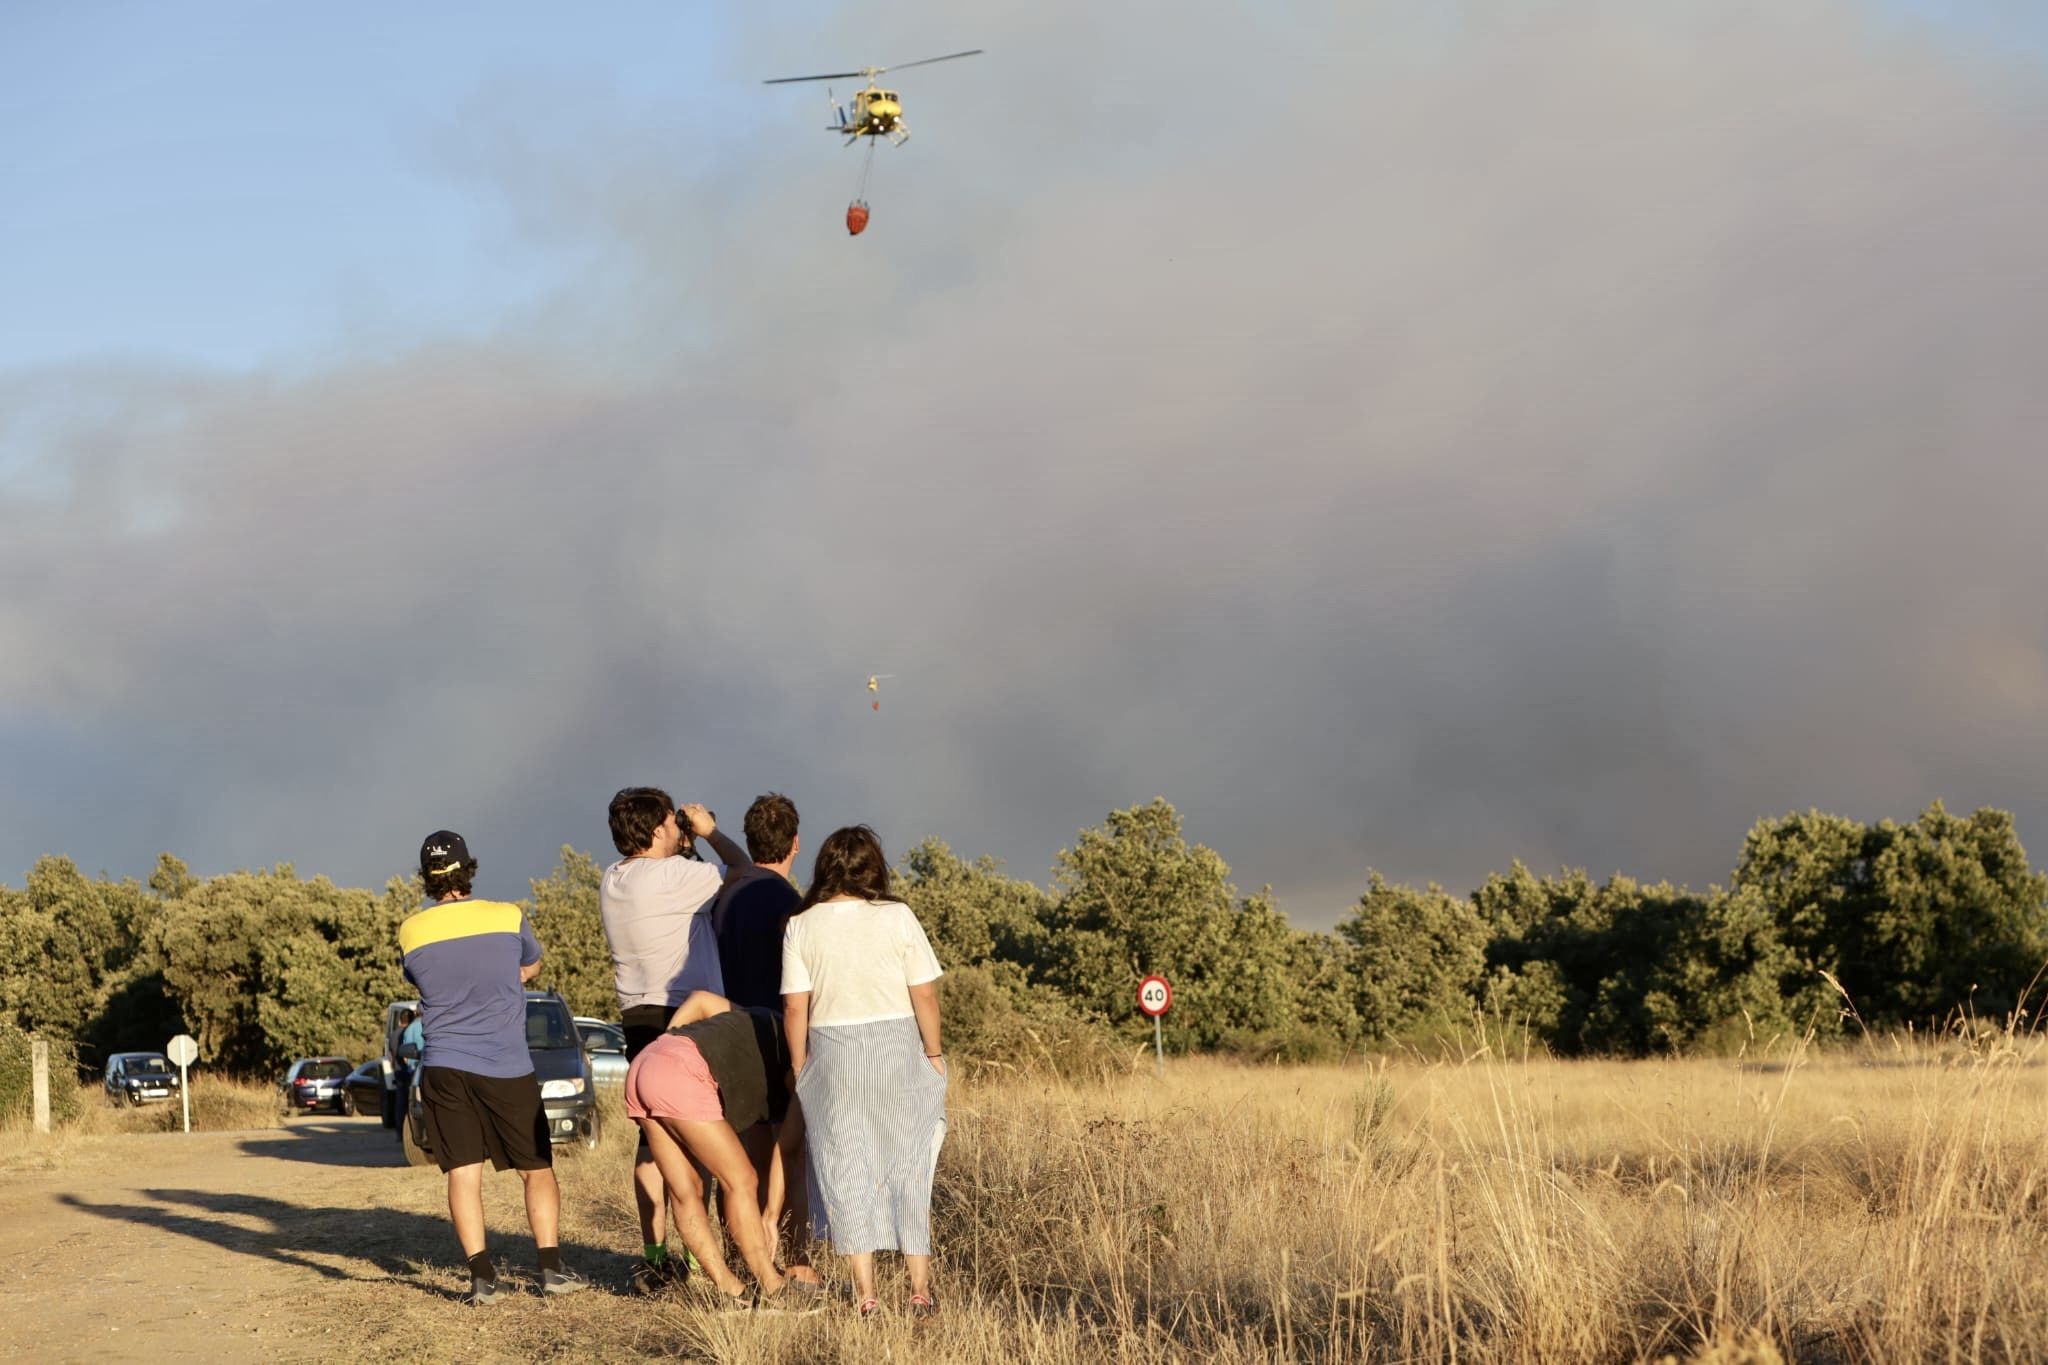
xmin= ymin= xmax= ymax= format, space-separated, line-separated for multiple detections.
xmin=624 ymin=1033 xmax=722 ymax=1123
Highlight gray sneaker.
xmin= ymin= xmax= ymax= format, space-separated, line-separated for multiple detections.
xmin=463 ymin=1275 xmax=508 ymax=1306
xmin=542 ymin=1266 xmax=590 ymax=1296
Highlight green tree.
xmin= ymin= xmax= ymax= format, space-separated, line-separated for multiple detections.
xmin=1336 ymin=874 xmax=1487 ymax=1041
xmin=1039 ymin=799 xmax=1309 ymax=1051
xmin=1733 ymin=803 xmax=2048 ymax=1028
xmin=158 ymin=865 xmax=408 ymax=1072
xmin=1476 ymin=865 xmax=1704 ymax=1055
xmin=0 ymin=857 xmax=159 ymax=1048
xmin=527 ymin=847 xmax=614 ymax=1019
xmin=897 ymin=839 xmax=1054 ymax=977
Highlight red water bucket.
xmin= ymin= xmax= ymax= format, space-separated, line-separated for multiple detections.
xmin=846 ymin=201 xmax=870 ymax=236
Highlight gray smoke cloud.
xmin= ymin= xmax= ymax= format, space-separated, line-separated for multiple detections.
xmin=4 ymin=1 xmax=2046 ymax=925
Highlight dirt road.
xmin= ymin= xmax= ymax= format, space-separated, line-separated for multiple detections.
xmin=0 ymin=1115 xmax=635 ymax=1363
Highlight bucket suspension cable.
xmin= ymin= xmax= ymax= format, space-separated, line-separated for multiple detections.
xmin=846 ymin=136 xmax=878 ymax=234
xmin=855 ymin=135 xmax=878 ymax=201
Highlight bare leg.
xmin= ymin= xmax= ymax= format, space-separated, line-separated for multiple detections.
xmin=640 ymin=1118 xmax=744 ymax=1294
xmin=907 ymin=1252 xmax=932 ymax=1300
xmin=633 ymin=1137 xmax=665 ymax=1246
xmin=744 ymin=1121 xmax=775 ymax=1209
xmin=848 ymin=1251 xmax=877 ymax=1306
xmin=674 ymin=1117 xmax=785 ymax=1296
xmin=446 ymin=1161 xmax=488 ymax=1257
xmin=771 ymin=1104 xmax=820 ymax=1282
xmin=518 ymin=1165 xmax=561 ymax=1249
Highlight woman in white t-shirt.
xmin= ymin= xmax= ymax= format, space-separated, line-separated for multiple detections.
xmin=782 ymin=824 xmax=947 ymax=1320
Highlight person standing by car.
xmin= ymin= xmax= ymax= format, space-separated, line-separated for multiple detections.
xmin=598 ymin=787 xmax=749 ymax=1294
xmin=387 ymin=1008 xmax=423 ymax=1127
xmin=783 ymin=825 xmax=948 ymax=1320
xmin=401 ymin=830 xmax=588 ymax=1304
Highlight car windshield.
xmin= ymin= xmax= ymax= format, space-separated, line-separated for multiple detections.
xmin=525 ymin=1001 xmax=577 ymax=1050
xmin=131 ymin=1057 xmax=171 ymax=1075
xmin=300 ymin=1061 xmax=349 ymax=1080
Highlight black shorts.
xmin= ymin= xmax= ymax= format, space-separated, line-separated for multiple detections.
xmin=622 ymin=1005 xmax=674 ymax=1149
xmin=622 ymin=1004 xmax=674 ymax=1060
xmin=420 ymin=1066 xmax=551 ymax=1173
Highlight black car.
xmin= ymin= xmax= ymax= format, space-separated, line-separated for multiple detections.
xmin=342 ymin=1060 xmax=387 ymax=1121
xmin=400 ymin=991 xmax=600 ymax=1166
xmin=280 ymin=1056 xmax=355 ymax=1117
xmin=103 ymin=1052 xmax=182 ymax=1106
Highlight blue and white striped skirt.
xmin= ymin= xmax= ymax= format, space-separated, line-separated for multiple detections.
xmin=795 ymin=1016 xmax=948 ymax=1256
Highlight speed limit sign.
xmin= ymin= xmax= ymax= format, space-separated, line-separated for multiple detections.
xmin=1138 ymin=975 xmax=1171 ymax=1076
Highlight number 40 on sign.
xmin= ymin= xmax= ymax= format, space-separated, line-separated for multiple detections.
xmin=1138 ymin=974 xmax=1171 ymax=1076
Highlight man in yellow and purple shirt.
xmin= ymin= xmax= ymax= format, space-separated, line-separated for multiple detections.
xmin=401 ymin=829 xmax=588 ymax=1304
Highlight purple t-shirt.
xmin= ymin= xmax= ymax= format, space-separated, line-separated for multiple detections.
xmin=399 ymin=897 xmax=542 ymax=1078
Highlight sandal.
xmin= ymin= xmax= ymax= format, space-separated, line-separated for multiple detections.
xmin=857 ymin=1297 xmax=881 ymax=1320
xmin=909 ymin=1293 xmax=938 ymax=1320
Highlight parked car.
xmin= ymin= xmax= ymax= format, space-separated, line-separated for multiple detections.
xmin=103 ymin=1052 xmax=182 ymax=1106
xmin=342 ymin=1060 xmax=386 ymax=1120
xmin=574 ymin=1016 xmax=629 ymax=1092
xmin=399 ymin=990 xmax=600 ymax=1167
xmin=279 ymin=1056 xmax=355 ymax=1117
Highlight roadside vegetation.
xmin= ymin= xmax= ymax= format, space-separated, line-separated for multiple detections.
xmin=5 ymin=797 xmax=2044 ymax=1102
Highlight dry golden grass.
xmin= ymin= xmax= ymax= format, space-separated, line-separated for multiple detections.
xmin=0 ymin=1075 xmax=283 ymax=1169
xmin=279 ymin=1029 xmax=2048 ymax=1364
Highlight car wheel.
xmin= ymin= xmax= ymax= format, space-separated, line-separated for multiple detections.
xmin=339 ymin=1092 xmax=355 ymax=1117
xmin=400 ymin=1114 xmax=436 ymax=1168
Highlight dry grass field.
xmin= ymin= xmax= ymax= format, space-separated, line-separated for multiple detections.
xmin=9 ymin=1032 xmax=2047 ymax=1362
xmin=327 ymin=1029 xmax=2048 ymax=1363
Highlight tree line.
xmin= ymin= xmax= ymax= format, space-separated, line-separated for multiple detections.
xmin=2 ymin=797 xmax=2043 ymax=1103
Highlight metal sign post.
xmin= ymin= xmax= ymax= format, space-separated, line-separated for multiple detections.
xmin=167 ymin=1034 xmax=199 ymax=1134
xmin=1137 ymin=975 xmax=1172 ymax=1077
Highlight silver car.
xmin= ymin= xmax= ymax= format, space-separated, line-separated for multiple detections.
xmin=575 ymin=1017 xmax=629 ymax=1091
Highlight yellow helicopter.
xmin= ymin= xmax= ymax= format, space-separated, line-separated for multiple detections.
xmin=763 ymin=50 xmax=982 ymax=147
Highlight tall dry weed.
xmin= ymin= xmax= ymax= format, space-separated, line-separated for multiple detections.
xmin=17 ymin=1034 xmax=2046 ymax=1362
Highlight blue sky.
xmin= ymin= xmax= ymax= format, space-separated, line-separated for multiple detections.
xmin=0 ymin=3 xmax=759 ymax=370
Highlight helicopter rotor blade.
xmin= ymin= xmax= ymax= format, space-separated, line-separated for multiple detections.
xmin=875 ymin=49 xmax=984 ymax=75
xmin=763 ymin=69 xmax=870 ymax=85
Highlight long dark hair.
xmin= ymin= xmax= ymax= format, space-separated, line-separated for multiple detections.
xmin=797 ymin=825 xmax=890 ymax=911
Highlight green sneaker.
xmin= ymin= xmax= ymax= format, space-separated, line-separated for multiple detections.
xmin=631 ymin=1255 xmax=688 ymax=1296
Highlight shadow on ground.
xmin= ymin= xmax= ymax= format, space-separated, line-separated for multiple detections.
xmin=59 ymin=1184 xmax=632 ymax=1301
xmin=237 ymin=1118 xmax=410 ymax=1169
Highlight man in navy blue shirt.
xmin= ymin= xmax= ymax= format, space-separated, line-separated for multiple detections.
xmin=401 ymin=830 xmax=588 ymax=1304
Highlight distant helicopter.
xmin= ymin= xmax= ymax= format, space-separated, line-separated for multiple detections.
xmin=763 ymin=50 xmax=983 ymax=148
xmin=764 ymin=49 xmax=983 ymax=235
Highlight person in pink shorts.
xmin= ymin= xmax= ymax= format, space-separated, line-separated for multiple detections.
xmin=624 ymin=992 xmax=815 ymax=1308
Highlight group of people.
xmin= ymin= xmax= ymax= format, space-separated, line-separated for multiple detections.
xmin=396 ymin=789 xmax=949 ymax=1319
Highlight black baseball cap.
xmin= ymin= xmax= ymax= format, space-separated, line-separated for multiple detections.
xmin=420 ymin=830 xmax=473 ymax=877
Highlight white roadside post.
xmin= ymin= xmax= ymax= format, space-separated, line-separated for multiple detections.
xmin=30 ymin=1037 xmax=50 ymax=1134
xmin=1137 ymin=974 xmax=1172 ymax=1078
xmin=167 ymin=1033 xmax=199 ymax=1134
